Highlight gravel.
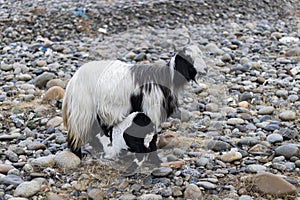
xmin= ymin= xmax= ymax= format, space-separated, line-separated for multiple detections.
xmin=0 ymin=0 xmax=300 ymax=199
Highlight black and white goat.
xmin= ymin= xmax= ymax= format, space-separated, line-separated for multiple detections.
xmin=62 ymin=45 xmax=207 ymax=158
xmin=96 ymin=111 xmax=159 ymax=174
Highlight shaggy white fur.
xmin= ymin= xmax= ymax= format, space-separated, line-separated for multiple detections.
xmin=62 ymin=45 xmax=207 ymax=156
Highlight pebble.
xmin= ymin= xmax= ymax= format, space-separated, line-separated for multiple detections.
xmin=137 ymin=194 xmax=163 ymax=200
xmin=14 ymin=180 xmax=41 ymax=198
xmin=0 ymin=174 xmax=24 ymax=187
xmin=184 ymin=184 xmax=203 ymax=200
xmin=207 ymin=140 xmax=231 ymax=151
xmin=197 ymin=181 xmax=217 ymax=189
xmin=46 ymin=116 xmax=63 ymax=127
xmin=266 ymin=133 xmax=283 ymax=143
xmin=88 ymin=188 xmax=104 ymax=200
xmin=27 ymin=142 xmax=47 ymax=150
xmin=257 ymin=106 xmax=275 ymax=115
xmin=32 ymin=72 xmax=56 ymax=89
xmin=275 ymin=144 xmax=300 ymax=159
xmin=30 ymin=156 xmax=55 ymax=168
xmin=220 ymin=152 xmax=242 ymax=162
xmin=54 ymin=151 xmax=81 ymax=169
xmin=278 ymin=110 xmax=297 ymax=121
xmin=227 ymin=118 xmax=245 ymax=125
xmin=251 ymin=173 xmax=297 ymax=197
xmin=42 ymin=86 xmax=65 ymax=102
xmin=246 ymin=164 xmax=267 ymax=173
xmin=151 ymin=167 xmax=172 ymax=177
xmin=157 ymin=131 xmax=179 ymax=149
xmin=0 ymin=164 xmax=15 ymax=174
xmin=46 ymin=79 xmax=67 ymax=89
xmin=47 ymin=193 xmax=68 ymax=200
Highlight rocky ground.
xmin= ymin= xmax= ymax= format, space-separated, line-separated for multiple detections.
xmin=1 ymin=0 xmax=300 ymax=199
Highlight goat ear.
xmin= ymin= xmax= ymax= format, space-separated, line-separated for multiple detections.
xmin=174 ymin=54 xmax=196 ymax=82
xmin=132 ymin=113 xmax=151 ymax=127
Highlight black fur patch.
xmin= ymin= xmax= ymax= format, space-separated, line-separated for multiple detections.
xmin=174 ymin=54 xmax=197 ymax=87
xmin=130 ymin=91 xmax=143 ymax=113
xmin=159 ymin=85 xmax=178 ymax=117
xmin=123 ymin=113 xmax=155 ymax=153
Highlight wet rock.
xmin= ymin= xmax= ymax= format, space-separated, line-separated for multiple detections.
xmin=251 ymin=173 xmax=297 ymax=197
xmin=237 ymin=137 xmax=259 ymax=146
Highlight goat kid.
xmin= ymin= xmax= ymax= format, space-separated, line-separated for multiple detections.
xmin=95 ymin=112 xmax=160 ymax=175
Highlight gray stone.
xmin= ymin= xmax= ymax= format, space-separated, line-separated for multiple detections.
xmin=237 ymin=137 xmax=259 ymax=146
xmin=207 ymin=140 xmax=231 ymax=151
xmin=137 ymin=194 xmax=163 ymax=200
xmin=279 ymin=110 xmax=297 ymax=121
xmin=227 ymin=118 xmax=245 ymax=125
xmin=30 ymin=155 xmax=55 ymax=168
xmin=88 ymin=188 xmax=104 ymax=200
xmin=251 ymin=173 xmax=297 ymax=197
xmin=1 ymin=63 xmax=13 ymax=71
xmin=0 ymin=174 xmax=24 ymax=187
xmin=196 ymin=157 xmax=210 ymax=167
xmin=239 ymin=195 xmax=254 ymax=200
xmin=205 ymin=43 xmax=224 ymax=55
xmin=197 ymin=181 xmax=217 ymax=189
xmin=151 ymin=167 xmax=172 ymax=177
xmin=266 ymin=133 xmax=283 ymax=143
xmin=205 ymin=103 xmax=219 ymax=112
xmin=14 ymin=180 xmax=41 ymax=198
xmin=246 ymin=164 xmax=267 ymax=173
xmin=184 ymin=184 xmax=203 ymax=200
xmin=221 ymin=53 xmax=232 ymax=62
xmin=275 ymin=144 xmax=300 ymax=159
xmin=257 ymin=106 xmax=275 ymax=115
xmin=54 ymin=151 xmax=81 ymax=169
xmin=32 ymin=72 xmax=56 ymax=89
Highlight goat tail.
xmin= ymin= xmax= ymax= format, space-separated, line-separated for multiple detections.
xmin=62 ymin=72 xmax=97 ymax=157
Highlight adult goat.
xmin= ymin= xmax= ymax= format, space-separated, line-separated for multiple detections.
xmin=62 ymin=45 xmax=207 ymax=158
